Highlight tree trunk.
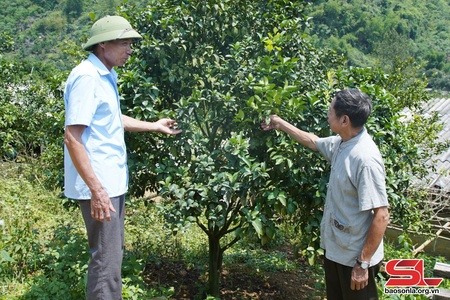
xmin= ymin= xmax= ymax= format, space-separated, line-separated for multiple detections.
xmin=207 ymin=234 xmax=223 ymax=297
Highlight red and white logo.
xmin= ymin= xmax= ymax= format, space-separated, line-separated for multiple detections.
xmin=385 ymin=259 xmax=443 ymax=287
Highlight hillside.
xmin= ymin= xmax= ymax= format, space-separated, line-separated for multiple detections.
xmin=0 ymin=0 xmax=125 ymax=71
xmin=1 ymin=0 xmax=450 ymax=89
xmin=305 ymin=0 xmax=450 ymax=90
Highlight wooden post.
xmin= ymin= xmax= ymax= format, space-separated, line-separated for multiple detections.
xmin=414 ymin=222 xmax=450 ymax=256
xmin=434 ymin=262 xmax=450 ymax=278
xmin=433 ymin=262 xmax=450 ymax=300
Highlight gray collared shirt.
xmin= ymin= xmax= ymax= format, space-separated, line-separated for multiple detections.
xmin=315 ymin=128 xmax=389 ymax=267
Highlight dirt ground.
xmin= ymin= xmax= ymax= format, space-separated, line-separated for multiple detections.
xmin=143 ymin=256 xmax=323 ymax=300
xmin=140 ymin=195 xmax=323 ymax=299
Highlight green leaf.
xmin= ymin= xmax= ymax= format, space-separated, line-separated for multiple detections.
xmin=252 ymin=218 xmax=263 ymax=236
xmin=1 ymin=250 xmax=15 ymax=263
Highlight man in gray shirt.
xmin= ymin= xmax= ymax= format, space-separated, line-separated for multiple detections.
xmin=262 ymin=88 xmax=389 ymax=300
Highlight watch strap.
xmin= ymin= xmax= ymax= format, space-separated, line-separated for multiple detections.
xmin=355 ymin=257 xmax=370 ymax=269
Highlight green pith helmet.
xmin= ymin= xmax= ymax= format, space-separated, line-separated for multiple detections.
xmin=83 ymin=15 xmax=142 ymax=51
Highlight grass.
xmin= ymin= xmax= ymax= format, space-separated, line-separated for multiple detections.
xmin=1 ymin=160 xmax=449 ymax=299
xmin=0 ymin=161 xmax=318 ymax=299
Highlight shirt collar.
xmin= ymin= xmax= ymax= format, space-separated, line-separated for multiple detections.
xmin=340 ymin=127 xmax=367 ymax=147
xmin=87 ymin=53 xmax=118 ymax=80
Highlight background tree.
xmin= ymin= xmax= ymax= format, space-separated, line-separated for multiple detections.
xmin=0 ymin=43 xmax=66 ymax=188
xmin=0 ymin=33 xmax=14 ymax=53
xmin=306 ymin=0 xmax=450 ymax=90
xmin=373 ymin=30 xmax=413 ymax=72
xmin=2 ymin=0 xmax=450 ymax=90
xmin=63 ymin=0 xmax=83 ymax=20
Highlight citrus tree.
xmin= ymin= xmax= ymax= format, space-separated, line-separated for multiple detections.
xmin=118 ymin=0 xmax=340 ymax=295
xmin=117 ymin=0 xmax=446 ymax=296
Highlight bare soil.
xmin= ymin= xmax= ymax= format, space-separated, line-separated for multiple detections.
xmin=143 ymin=254 xmax=323 ymax=299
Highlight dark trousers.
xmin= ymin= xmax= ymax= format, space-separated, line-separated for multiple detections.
xmin=324 ymin=257 xmax=381 ymax=300
xmin=79 ymin=195 xmax=125 ymax=300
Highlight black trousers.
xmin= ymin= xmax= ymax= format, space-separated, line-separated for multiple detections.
xmin=324 ymin=257 xmax=381 ymax=300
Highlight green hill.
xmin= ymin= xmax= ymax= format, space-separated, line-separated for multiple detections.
xmin=1 ymin=0 xmax=450 ymax=89
xmin=305 ymin=0 xmax=450 ymax=90
xmin=0 ymin=0 xmax=124 ymax=70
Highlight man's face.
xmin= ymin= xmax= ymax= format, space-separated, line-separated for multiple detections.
xmin=101 ymin=39 xmax=133 ymax=70
xmin=327 ymin=98 xmax=342 ymax=134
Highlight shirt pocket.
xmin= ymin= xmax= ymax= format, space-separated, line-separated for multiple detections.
xmin=325 ymin=213 xmax=357 ymax=251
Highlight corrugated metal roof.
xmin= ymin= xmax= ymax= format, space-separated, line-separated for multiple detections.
xmin=421 ymin=98 xmax=450 ymax=191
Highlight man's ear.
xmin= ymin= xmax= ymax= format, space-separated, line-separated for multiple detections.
xmin=341 ymin=115 xmax=350 ymax=126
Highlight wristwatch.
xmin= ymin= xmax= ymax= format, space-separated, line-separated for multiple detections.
xmin=355 ymin=258 xmax=370 ymax=270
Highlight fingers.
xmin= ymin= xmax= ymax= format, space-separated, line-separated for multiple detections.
xmin=166 ymin=120 xmax=178 ymax=127
xmin=109 ymin=202 xmax=116 ymax=213
xmin=103 ymin=209 xmax=111 ymax=222
xmin=351 ymin=267 xmax=369 ymax=290
xmin=103 ymin=202 xmax=116 ymax=222
xmin=91 ymin=206 xmax=113 ymax=222
xmin=260 ymin=123 xmax=272 ymax=131
xmin=260 ymin=120 xmax=273 ymax=131
xmin=90 ymin=197 xmax=116 ymax=222
xmin=91 ymin=209 xmax=105 ymax=222
xmin=161 ymin=118 xmax=178 ymax=127
xmin=166 ymin=127 xmax=182 ymax=135
xmin=159 ymin=118 xmax=182 ymax=135
xmin=170 ymin=128 xmax=183 ymax=134
xmin=262 ymin=121 xmax=275 ymax=130
xmin=351 ymin=280 xmax=368 ymax=290
xmin=260 ymin=115 xmax=279 ymax=131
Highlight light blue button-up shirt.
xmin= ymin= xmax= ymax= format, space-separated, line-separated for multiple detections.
xmin=315 ymin=128 xmax=389 ymax=267
xmin=64 ymin=53 xmax=128 ymax=199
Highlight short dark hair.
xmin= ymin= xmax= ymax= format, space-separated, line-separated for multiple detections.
xmin=333 ymin=89 xmax=372 ymax=128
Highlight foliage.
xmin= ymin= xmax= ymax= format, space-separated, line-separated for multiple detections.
xmin=1 ymin=0 xmax=450 ymax=90
xmin=1 ymin=165 xmax=448 ymax=299
xmin=0 ymin=165 xmax=313 ymax=299
xmin=0 ymin=57 xmax=50 ymax=157
xmin=0 ymin=33 xmax=14 ymax=53
xmin=0 ymin=0 xmax=449 ymax=298
xmin=0 ymin=165 xmax=181 ymax=299
xmin=0 ymin=0 xmax=118 ymax=71
xmin=306 ymin=0 xmax=450 ymax=90
xmin=117 ymin=0 xmax=341 ymax=295
xmin=116 ymin=0 xmax=447 ymax=296
xmin=0 ymin=55 xmax=65 ymax=189
xmin=0 ymin=165 xmax=86 ymax=299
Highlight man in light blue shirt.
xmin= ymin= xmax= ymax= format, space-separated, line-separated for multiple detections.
xmin=64 ymin=53 xmax=128 ymax=200
xmin=262 ymin=89 xmax=389 ymax=300
xmin=64 ymin=15 xmax=182 ymax=300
